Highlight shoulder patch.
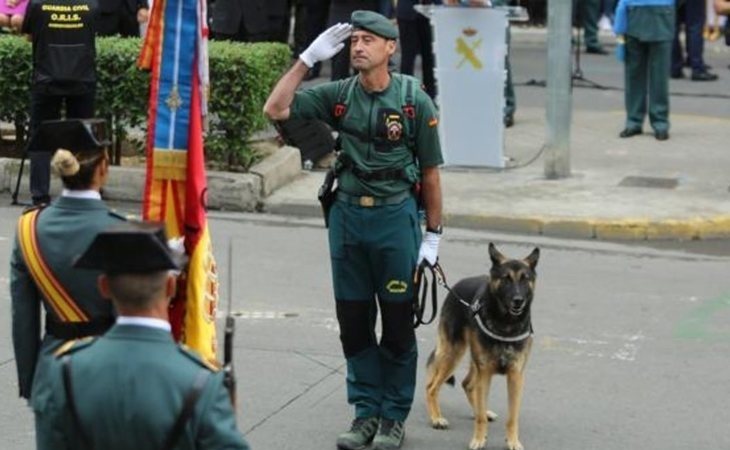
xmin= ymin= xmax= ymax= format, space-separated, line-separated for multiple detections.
xmin=54 ymin=336 xmax=97 ymax=358
xmin=179 ymin=344 xmax=220 ymax=372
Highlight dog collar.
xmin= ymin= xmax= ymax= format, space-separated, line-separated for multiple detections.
xmin=474 ymin=315 xmax=533 ymax=343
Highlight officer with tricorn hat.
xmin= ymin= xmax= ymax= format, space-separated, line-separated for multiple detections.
xmin=34 ymin=221 xmax=251 ymax=450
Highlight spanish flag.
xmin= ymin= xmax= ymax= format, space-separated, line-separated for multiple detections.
xmin=138 ymin=0 xmax=217 ymax=362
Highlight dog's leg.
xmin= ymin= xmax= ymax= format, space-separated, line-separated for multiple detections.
xmin=505 ymin=368 xmax=525 ymax=450
xmin=462 ymin=363 xmax=499 ymax=422
xmin=469 ymin=364 xmax=494 ymax=450
xmin=426 ymin=337 xmax=466 ymax=430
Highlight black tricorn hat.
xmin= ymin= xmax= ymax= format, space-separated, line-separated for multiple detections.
xmin=74 ymin=222 xmax=185 ymax=273
xmin=27 ymin=118 xmax=110 ymax=153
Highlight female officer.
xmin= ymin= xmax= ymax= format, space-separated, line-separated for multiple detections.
xmin=10 ymin=120 xmax=127 ymax=405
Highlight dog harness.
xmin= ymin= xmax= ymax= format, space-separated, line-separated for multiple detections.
xmin=417 ymin=261 xmax=533 ymax=342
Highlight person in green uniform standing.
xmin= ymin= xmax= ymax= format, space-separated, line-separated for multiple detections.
xmin=34 ymin=221 xmax=250 ymax=450
xmin=264 ymin=10 xmax=443 ymax=450
xmin=614 ymin=0 xmax=675 ymax=141
xmin=10 ymin=119 xmax=125 ymax=409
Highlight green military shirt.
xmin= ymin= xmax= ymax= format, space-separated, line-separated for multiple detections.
xmin=291 ymin=73 xmax=443 ymax=198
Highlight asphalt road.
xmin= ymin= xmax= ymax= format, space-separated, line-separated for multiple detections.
xmin=1 ymin=199 xmax=729 ymax=450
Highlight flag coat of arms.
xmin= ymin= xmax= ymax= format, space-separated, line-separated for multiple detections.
xmin=138 ymin=0 xmax=217 ymax=362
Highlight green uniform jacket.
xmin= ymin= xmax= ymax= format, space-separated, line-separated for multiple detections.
xmin=35 ymin=324 xmax=250 ymax=450
xmin=291 ymin=73 xmax=443 ymax=197
xmin=10 ymin=196 xmax=125 ymax=399
xmin=626 ymin=5 xmax=675 ymax=42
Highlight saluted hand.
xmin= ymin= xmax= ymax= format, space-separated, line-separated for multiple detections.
xmin=299 ymin=23 xmax=353 ymax=68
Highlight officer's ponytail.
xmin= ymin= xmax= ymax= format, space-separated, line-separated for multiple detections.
xmin=51 ymin=148 xmax=107 ymax=190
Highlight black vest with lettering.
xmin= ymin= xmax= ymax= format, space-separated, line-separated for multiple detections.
xmin=27 ymin=0 xmax=97 ymax=94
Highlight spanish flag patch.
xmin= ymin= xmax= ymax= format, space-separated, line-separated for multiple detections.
xmin=428 ymin=118 xmax=439 ymax=127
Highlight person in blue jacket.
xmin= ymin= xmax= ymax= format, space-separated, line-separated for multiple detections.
xmin=614 ymin=0 xmax=675 ymax=141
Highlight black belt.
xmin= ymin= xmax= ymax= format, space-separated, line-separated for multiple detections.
xmin=336 ymin=190 xmax=412 ymax=208
xmin=46 ymin=318 xmax=114 ymax=340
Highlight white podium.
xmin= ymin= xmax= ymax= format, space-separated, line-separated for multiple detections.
xmin=417 ymin=6 xmax=513 ymax=168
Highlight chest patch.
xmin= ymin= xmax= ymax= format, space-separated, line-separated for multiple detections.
xmin=385 ymin=113 xmax=403 ymax=142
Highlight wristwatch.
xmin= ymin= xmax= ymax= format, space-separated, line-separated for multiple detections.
xmin=426 ymin=224 xmax=443 ymax=235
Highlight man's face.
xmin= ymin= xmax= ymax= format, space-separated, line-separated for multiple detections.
xmin=350 ymin=30 xmax=396 ymax=72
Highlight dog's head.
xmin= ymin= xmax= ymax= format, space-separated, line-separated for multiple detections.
xmin=487 ymin=243 xmax=539 ymax=318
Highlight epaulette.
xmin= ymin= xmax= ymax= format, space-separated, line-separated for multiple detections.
xmin=179 ymin=344 xmax=220 ymax=372
xmin=108 ymin=210 xmax=132 ymax=221
xmin=54 ymin=336 xmax=97 ymax=358
xmin=22 ymin=204 xmax=46 ymax=215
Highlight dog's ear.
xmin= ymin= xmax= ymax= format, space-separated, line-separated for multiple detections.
xmin=524 ymin=247 xmax=540 ymax=270
xmin=488 ymin=242 xmax=506 ymax=267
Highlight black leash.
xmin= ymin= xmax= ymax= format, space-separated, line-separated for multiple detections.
xmin=412 ymin=260 xmax=440 ymax=328
xmin=413 ymin=260 xmax=477 ymax=328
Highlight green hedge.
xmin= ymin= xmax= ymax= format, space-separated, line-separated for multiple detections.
xmin=0 ymin=35 xmax=291 ymax=170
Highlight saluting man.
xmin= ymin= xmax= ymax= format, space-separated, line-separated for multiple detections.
xmin=34 ymin=222 xmax=250 ymax=450
xmin=264 ymin=10 xmax=444 ymax=450
xmin=11 ymin=120 xmax=124 ymax=407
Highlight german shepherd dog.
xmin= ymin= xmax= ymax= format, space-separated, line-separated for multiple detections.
xmin=425 ymin=243 xmax=539 ymax=450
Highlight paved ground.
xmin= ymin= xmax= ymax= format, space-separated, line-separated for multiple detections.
xmin=3 ymin=204 xmax=729 ymax=450
xmin=273 ymin=29 xmax=730 ymax=240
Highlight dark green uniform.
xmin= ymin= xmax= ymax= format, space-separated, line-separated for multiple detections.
xmin=34 ymin=324 xmax=249 ymax=450
xmin=290 ymin=73 xmax=443 ymax=421
xmin=10 ymin=195 xmax=126 ymax=401
xmin=623 ymin=5 xmax=674 ymax=133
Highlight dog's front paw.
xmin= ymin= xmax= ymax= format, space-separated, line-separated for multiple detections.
xmin=469 ymin=436 xmax=487 ymax=450
xmin=431 ymin=417 xmax=450 ymax=429
xmin=506 ymin=437 xmax=524 ymax=450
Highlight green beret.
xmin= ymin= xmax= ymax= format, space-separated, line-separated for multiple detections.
xmin=351 ymin=10 xmax=398 ymax=40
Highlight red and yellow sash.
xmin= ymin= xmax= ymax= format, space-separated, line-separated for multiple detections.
xmin=17 ymin=210 xmax=89 ymax=323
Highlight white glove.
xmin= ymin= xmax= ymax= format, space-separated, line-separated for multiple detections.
xmin=167 ymin=236 xmax=185 ymax=256
xmin=417 ymin=231 xmax=441 ymax=267
xmin=299 ymin=23 xmax=352 ymax=68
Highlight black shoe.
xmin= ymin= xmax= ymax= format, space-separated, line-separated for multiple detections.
xmin=503 ymin=114 xmax=514 ymax=128
xmin=655 ymin=130 xmax=669 ymax=141
xmin=691 ymin=71 xmax=718 ymax=81
xmin=619 ymin=128 xmax=642 ymax=138
xmin=670 ymin=70 xmax=684 ymax=79
xmin=586 ymin=46 xmax=608 ymax=55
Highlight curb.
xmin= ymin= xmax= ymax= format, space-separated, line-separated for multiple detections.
xmin=444 ymin=215 xmax=730 ymax=241
xmin=0 ymin=146 xmax=301 ymax=212
xmin=262 ymin=200 xmax=730 ymax=241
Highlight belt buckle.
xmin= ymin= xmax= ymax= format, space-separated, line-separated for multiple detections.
xmin=359 ymin=196 xmax=375 ymax=207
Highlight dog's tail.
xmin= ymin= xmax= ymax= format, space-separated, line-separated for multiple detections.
xmin=427 ymin=350 xmax=457 ymax=387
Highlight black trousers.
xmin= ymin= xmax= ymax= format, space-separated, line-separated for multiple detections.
xmin=29 ymin=90 xmax=95 ymax=204
xmin=398 ymin=16 xmax=436 ymax=99
xmin=672 ymin=0 xmax=706 ymax=73
xmin=97 ymin=11 xmax=139 ymax=37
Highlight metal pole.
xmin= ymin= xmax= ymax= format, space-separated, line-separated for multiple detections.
xmin=544 ymin=0 xmax=573 ymax=179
